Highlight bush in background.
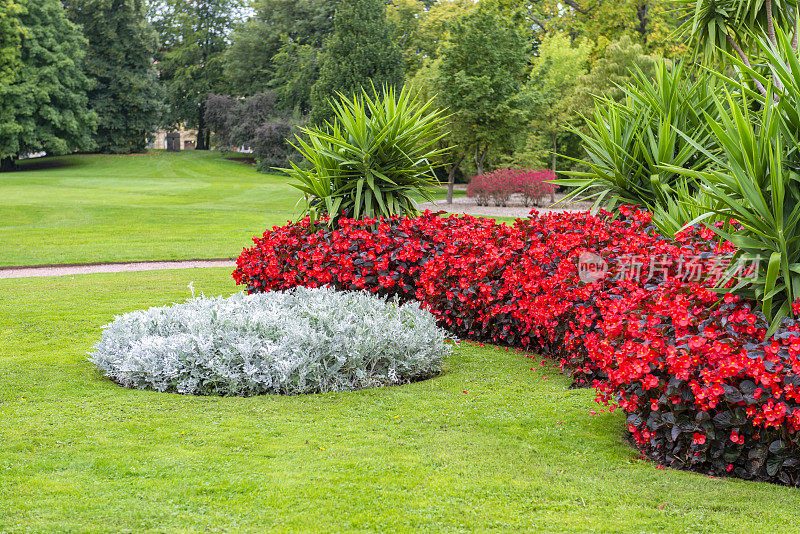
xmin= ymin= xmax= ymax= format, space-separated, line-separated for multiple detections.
xmin=91 ymin=287 xmax=450 ymax=396
xmin=467 ymin=168 xmax=556 ymax=207
xmin=204 ymin=91 xmax=302 ymax=171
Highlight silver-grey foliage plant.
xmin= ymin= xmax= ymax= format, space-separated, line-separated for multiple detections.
xmin=90 ymin=287 xmax=450 ymax=396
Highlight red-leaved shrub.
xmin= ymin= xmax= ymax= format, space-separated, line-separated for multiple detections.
xmin=234 ymin=208 xmax=800 ymax=486
xmin=466 ymin=168 xmax=556 ymax=206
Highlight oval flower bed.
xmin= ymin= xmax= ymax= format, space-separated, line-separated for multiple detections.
xmin=234 ymin=210 xmax=800 ymax=486
xmin=91 ymin=287 xmax=450 ymax=396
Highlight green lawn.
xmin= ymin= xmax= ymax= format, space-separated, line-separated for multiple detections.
xmin=1 ymin=151 xmax=300 ymax=266
xmin=1 ymin=268 xmax=798 ymax=533
xmin=0 ymin=151 xmax=469 ymax=267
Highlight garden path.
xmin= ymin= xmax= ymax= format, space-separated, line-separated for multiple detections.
xmin=0 ymin=259 xmax=236 ymax=279
xmin=418 ymin=192 xmax=590 ymax=218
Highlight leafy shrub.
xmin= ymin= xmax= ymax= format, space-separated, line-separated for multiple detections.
xmin=467 ymin=174 xmax=492 ymax=206
xmin=467 ymin=168 xmax=556 ymax=207
xmin=235 ymin=209 xmax=800 ymax=485
xmin=283 ymin=85 xmax=450 ymax=227
xmin=91 ymin=287 xmax=450 ymax=396
xmin=517 ymin=169 xmax=557 ymax=206
xmin=204 ymin=92 xmax=302 ymax=170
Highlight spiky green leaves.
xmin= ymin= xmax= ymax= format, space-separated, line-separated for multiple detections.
xmin=558 ymin=63 xmax=717 ymax=219
xmin=281 ymin=85 xmax=451 ymax=227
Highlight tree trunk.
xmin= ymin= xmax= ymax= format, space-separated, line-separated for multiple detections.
xmin=0 ymin=156 xmax=16 ymax=172
xmin=726 ymin=31 xmax=769 ymax=98
xmin=551 ymin=135 xmax=558 ymax=203
xmin=764 ymin=0 xmax=785 ymax=92
xmin=446 ymin=153 xmax=466 ymax=205
xmin=636 ymin=3 xmax=649 ymax=45
xmin=474 ymin=145 xmax=488 ymax=176
xmin=446 ymin=165 xmax=455 ymax=205
xmin=196 ymin=100 xmax=209 ymax=150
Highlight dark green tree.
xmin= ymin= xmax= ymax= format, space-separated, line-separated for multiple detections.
xmin=309 ymin=0 xmax=404 ymax=125
xmin=0 ymin=0 xmax=23 ymax=171
xmin=269 ymin=40 xmax=321 ymax=113
xmin=64 ymin=0 xmax=163 ymax=154
xmin=0 ymin=0 xmax=97 ymax=171
xmin=0 ymin=0 xmax=21 ymax=81
xmin=151 ymin=0 xmax=243 ymax=150
xmin=223 ymin=0 xmax=338 ymax=98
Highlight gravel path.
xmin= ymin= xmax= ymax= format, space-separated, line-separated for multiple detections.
xmin=0 ymin=259 xmax=236 ymax=280
xmin=419 ymin=193 xmax=590 ymax=218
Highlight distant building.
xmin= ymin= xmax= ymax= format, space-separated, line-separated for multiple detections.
xmin=146 ymin=127 xmax=253 ymax=153
xmin=148 ymin=126 xmax=197 ymax=150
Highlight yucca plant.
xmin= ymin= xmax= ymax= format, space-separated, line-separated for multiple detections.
xmin=280 ymin=85 xmax=450 ymax=227
xmin=675 ymin=0 xmax=799 ymax=96
xmin=649 ymin=180 xmax=727 ymax=237
xmin=558 ymin=63 xmax=718 ymax=214
xmin=667 ymin=87 xmax=800 ymax=333
xmin=727 ymin=26 xmax=800 ymax=158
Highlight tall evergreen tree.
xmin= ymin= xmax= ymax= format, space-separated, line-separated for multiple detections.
xmin=151 ymin=0 xmax=244 ymax=150
xmin=0 ymin=0 xmax=23 ymax=171
xmin=64 ymin=0 xmax=163 ymax=154
xmin=309 ymin=0 xmax=404 ymax=125
xmin=0 ymin=0 xmax=97 ymax=171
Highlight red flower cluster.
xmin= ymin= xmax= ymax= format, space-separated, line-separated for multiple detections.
xmin=466 ymin=168 xmax=556 ymax=207
xmin=234 ymin=208 xmax=800 ymax=486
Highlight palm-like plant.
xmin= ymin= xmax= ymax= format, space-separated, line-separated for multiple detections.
xmin=281 ymin=85 xmax=450 ymax=227
xmin=667 ymin=88 xmax=800 ymax=333
xmin=676 ymin=0 xmax=799 ymax=96
xmin=558 ymin=63 xmax=718 ymax=215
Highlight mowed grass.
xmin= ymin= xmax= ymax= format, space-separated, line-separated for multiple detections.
xmin=1 ymin=269 xmax=799 ymax=533
xmin=0 ymin=151 xmax=300 ymax=267
xmin=0 ymin=151 xmax=469 ymax=267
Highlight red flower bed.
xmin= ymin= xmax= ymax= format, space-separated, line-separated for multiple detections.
xmin=234 ymin=209 xmax=800 ymax=485
xmin=466 ymin=168 xmax=556 ymax=207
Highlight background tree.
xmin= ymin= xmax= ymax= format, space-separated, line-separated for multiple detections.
xmin=434 ymin=4 xmax=531 ymax=175
xmin=409 ymin=59 xmax=466 ymax=204
xmin=569 ymin=36 xmax=660 ymax=110
xmin=151 ymin=0 xmax=244 ymax=150
xmin=388 ymin=0 xmax=477 ymax=81
xmin=0 ymin=0 xmax=21 ymax=82
xmin=64 ymin=0 xmax=163 ymax=154
xmin=496 ymin=0 xmax=686 ymax=58
xmin=204 ymin=92 xmax=301 ymax=171
xmin=512 ymin=32 xmax=590 ymax=174
xmin=405 ymin=0 xmax=482 ymax=203
xmin=223 ymin=0 xmax=338 ymax=98
xmin=0 ymin=0 xmax=96 ymax=171
xmin=269 ymin=39 xmax=320 ymax=113
xmin=309 ymin=0 xmax=404 ymax=125
xmin=0 ymin=0 xmax=23 ymax=171
xmin=387 ymin=0 xmax=428 ymax=77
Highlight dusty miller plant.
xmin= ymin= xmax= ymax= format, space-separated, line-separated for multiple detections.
xmin=90 ymin=287 xmax=450 ymax=396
